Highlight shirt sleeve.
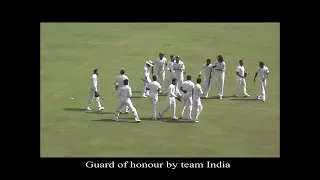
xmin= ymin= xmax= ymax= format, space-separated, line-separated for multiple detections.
xmin=180 ymin=62 xmax=185 ymax=71
xmin=265 ymin=67 xmax=270 ymax=73
xmin=221 ymin=62 xmax=226 ymax=72
xmin=236 ymin=66 xmax=240 ymax=73
xmin=143 ymin=68 xmax=148 ymax=78
xmin=128 ymin=87 xmax=132 ymax=97
xmin=93 ymin=77 xmax=98 ymax=91
xmin=199 ymin=86 xmax=204 ymax=95
xmin=169 ymin=86 xmax=177 ymax=98
xmin=199 ymin=64 xmax=205 ymax=75
xmin=114 ymin=77 xmax=118 ymax=85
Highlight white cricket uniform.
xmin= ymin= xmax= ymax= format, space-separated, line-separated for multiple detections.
xmin=114 ymin=85 xmax=139 ymax=119
xmin=85 ymin=74 xmax=103 ymax=109
xmin=233 ymin=65 xmax=249 ymax=96
xmin=172 ymin=60 xmax=185 ymax=93
xmin=192 ymin=84 xmax=204 ymax=120
xmin=256 ymin=66 xmax=270 ymax=101
xmin=180 ymin=80 xmax=195 ymax=119
xmin=146 ymin=81 xmax=162 ymax=119
xmin=160 ymin=84 xmax=178 ymax=119
xmin=141 ymin=65 xmax=152 ymax=97
xmin=214 ymin=60 xmax=226 ymax=98
xmin=114 ymin=74 xmax=129 ymax=113
xmin=164 ymin=60 xmax=175 ymax=93
xmin=154 ymin=57 xmax=167 ymax=87
xmin=199 ymin=63 xmax=214 ymax=98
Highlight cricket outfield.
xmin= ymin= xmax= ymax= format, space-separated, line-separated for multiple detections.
xmin=40 ymin=23 xmax=280 ymax=157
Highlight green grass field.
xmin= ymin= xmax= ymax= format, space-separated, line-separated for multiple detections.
xmin=40 ymin=23 xmax=280 ymax=157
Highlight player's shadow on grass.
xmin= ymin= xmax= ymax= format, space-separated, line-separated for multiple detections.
xmin=202 ymin=95 xmax=234 ymax=99
xmin=131 ymin=96 xmax=145 ymax=99
xmin=63 ymin=108 xmax=113 ymax=114
xmin=91 ymin=119 xmax=141 ymax=123
xmin=162 ymin=120 xmax=194 ymax=123
xmin=230 ymin=98 xmax=259 ymax=101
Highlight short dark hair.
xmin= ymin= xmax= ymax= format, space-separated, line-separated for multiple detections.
xmin=239 ymin=60 xmax=243 ymax=63
xmin=93 ymin=69 xmax=98 ymax=74
xmin=120 ymin=69 xmax=125 ymax=74
xmin=152 ymin=75 xmax=157 ymax=81
xmin=207 ymin=59 xmax=211 ymax=62
xmin=217 ymin=55 xmax=223 ymax=61
xmin=259 ymin=61 xmax=264 ymax=66
xmin=187 ymin=75 xmax=191 ymax=80
xmin=197 ymin=78 xmax=201 ymax=83
xmin=124 ymin=79 xmax=129 ymax=85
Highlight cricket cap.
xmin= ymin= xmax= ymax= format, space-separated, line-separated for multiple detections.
xmin=146 ymin=60 xmax=154 ymax=66
xmin=159 ymin=52 xmax=165 ymax=56
xmin=170 ymin=54 xmax=174 ymax=57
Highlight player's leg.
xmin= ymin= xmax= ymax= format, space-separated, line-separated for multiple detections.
xmin=194 ymin=100 xmax=203 ymax=123
xmin=257 ymin=80 xmax=264 ymax=101
xmin=85 ymin=90 xmax=95 ymax=110
xmin=260 ymin=80 xmax=267 ymax=101
xmin=95 ymin=97 xmax=104 ymax=110
xmin=203 ymin=77 xmax=209 ymax=98
xmin=192 ymin=98 xmax=198 ymax=120
xmin=159 ymin=98 xmax=171 ymax=118
xmin=180 ymin=95 xmax=187 ymax=119
xmin=126 ymin=99 xmax=140 ymax=121
xmin=233 ymin=79 xmax=241 ymax=96
xmin=220 ymin=74 xmax=225 ymax=98
xmin=187 ymin=96 xmax=193 ymax=119
xmin=171 ymin=98 xmax=177 ymax=119
xmin=153 ymin=96 xmax=158 ymax=119
xmin=215 ymin=76 xmax=220 ymax=97
xmin=242 ymin=79 xmax=250 ymax=97
xmin=113 ymin=99 xmax=125 ymax=120
xmin=141 ymin=81 xmax=147 ymax=97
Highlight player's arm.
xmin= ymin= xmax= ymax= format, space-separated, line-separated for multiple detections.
xmin=264 ymin=68 xmax=270 ymax=80
xmin=157 ymin=84 xmax=162 ymax=93
xmin=199 ymin=65 xmax=205 ymax=77
xmin=180 ymin=63 xmax=185 ymax=71
xmin=128 ymin=87 xmax=133 ymax=98
xmin=143 ymin=68 xmax=148 ymax=80
xmin=146 ymin=83 xmax=150 ymax=90
xmin=221 ymin=62 xmax=226 ymax=72
xmin=236 ymin=68 xmax=245 ymax=78
xmin=117 ymin=88 xmax=121 ymax=98
xmin=254 ymin=71 xmax=258 ymax=82
xmin=169 ymin=86 xmax=177 ymax=98
xmin=200 ymin=86 xmax=204 ymax=95
xmin=93 ymin=77 xmax=98 ymax=91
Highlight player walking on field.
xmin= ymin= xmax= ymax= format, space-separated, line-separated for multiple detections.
xmin=233 ymin=60 xmax=250 ymax=97
xmin=141 ymin=61 xmax=154 ymax=97
xmin=254 ymin=62 xmax=269 ymax=102
xmin=198 ymin=59 xmax=214 ymax=98
xmin=159 ymin=78 xmax=181 ymax=120
xmin=85 ymin=69 xmax=104 ymax=111
xmin=163 ymin=54 xmax=175 ymax=94
xmin=146 ymin=75 xmax=162 ymax=120
xmin=114 ymin=68 xmax=129 ymax=114
xmin=213 ymin=55 xmax=226 ymax=100
xmin=179 ymin=75 xmax=195 ymax=120
xmin=192 ymin=78 xmax=204 ymax=123
xmin=113 ymin=79 xmax=140 ymax=122
xmin=154 ymin=52 xmax=167 ymax=88
xmin=172 ymin=55 xmax=185 ymax=94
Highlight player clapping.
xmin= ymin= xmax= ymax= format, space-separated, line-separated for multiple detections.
xmin=254 ymin=62 xmax=270 ymax=102
xmin=179 ymin=75 xmax=195 ymax=120
xmin=141 ymin=61 xmax=154 ymax=97
xmin=146 ymin=75 xmax=162 ymax=120
xmin=233 ymin=60 xmax=250 ymax=97
xmin=114 ymin=68 xmax=130 ymax=114
xmin=198 ymin=59 xmax=214 ymax=98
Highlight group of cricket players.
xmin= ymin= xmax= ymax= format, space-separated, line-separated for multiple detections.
xmin=85 ymin=52 xmax=270 ymax=123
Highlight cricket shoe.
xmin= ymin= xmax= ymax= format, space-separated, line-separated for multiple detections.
xmin=193 ymin=119 xmax=200 ymax=123
xmin=113 ymin=116 xmax=118 ymax=121
xmin=219 ymin=96 xmax=222 ymax=100
xmin=85 ymin=107 xmax=92 ymax=111
xmin=233 ymin=94 xmax=238 ymax=97
xmin=178 ymin=117 xmax=183 ymax=119
xmin=152 ymin=117 xmax=157 ymax=120
xmin=135 ymin=117 xmax=141 ymax=122
xmin=187 ymin=117 xmax=193 ymax=120
xmin=98 ymin=107 xmax=105 ymax=111
xmin=171 ymin=117 xmax=178 ymax=120
xmin=244 ymin=94 xmax=250 ymax=97
xmin=159 ymin=112 xmax=163 ymax=119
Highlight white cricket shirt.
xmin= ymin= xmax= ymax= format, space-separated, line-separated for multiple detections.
xmin=155 ymin=57 xmax=167 ymax=72
xmin=173 ymin=61 xmax=185 ymax=75
xmin=167 ymin=84 xmax=177 ymax=98
xmin=91 ymin=74 xmax=98 ymax=91
xmin=114 ymin=74 xmax=129 ymax=87
xmin=257 ymin=66 xmax=270 ymax=80
xmin=147 ymin=81 xmax=161 ymax=95
xmin=193 ymin=84 xmax=204 ymax=99
xmin=143 ymin=65 xmax=151 ymax=82
xmin=236 ymin=65 xmax=245 ymax=80
xmin=118 ymin=85 xmax=132 ymax=99
xmin=214 ymin=60 xmax=226 ymax=75
xmin=181 ymin=80 xmax=195 ymax=95
xmin=199 ymin=63 xmax=213 ymax=77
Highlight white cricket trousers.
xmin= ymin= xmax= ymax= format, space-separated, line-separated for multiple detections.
xmin=175 ymin=73 xmax=184 ymax=93
xmin=203 ymin=76 xmax=212 ymax=98
xmin=157 ymin=70 xmax=165 ymax=87
xmin=234 ymin=79 xmax=248 ymax=95
xmin=215 ymin=73 xmax=225 ymax=97
xmin=160 ymin=97 xmax=177 ymax=118
xmin=149 ymin=94 xmax=159 ymax=118
xmin=117 ymin=87 xmax=129 ymax=113
xmin=86 ymin=89 xmax=102 ymax=108
xmin=192 ymin=97 xmax=203 ymax=120
xmin=141 ymin=77 xmax=151 ymax=96
xmin=257 ymin=79 xmax=267 ymax=100
xmin=181 ymin=94 xmax=193 ymax=118
xmin=115 ymin=98 xmax=139 ymax=118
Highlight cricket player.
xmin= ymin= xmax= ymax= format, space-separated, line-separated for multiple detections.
xmin=163 ymin=54 xmax=175 ymax=94
xmin=159 ymin=78 xmax=180 ymax=120
xmin=192 ymin=78 xmax=204 ymax=123
xmin=172 ymin=55 xmax=185 ymax=93
xmin=154 ymin=52 xmax=167 ymax=87
xmin=141 ymin=60 xmax=154 ymax=97
xmin=213 ymin=55 xmax=226 ymax=100
xmin=198 ymin=59 xmax=214 ymax=98
xmin=179 ymin=75 xmax=195 ymax=120
xmin=233 ymin=60 xmax=250 ymax=97
xmin=114 ymin=68 xmax=129 ymax=114
xmin=254 ymin=62 xmax=270 ymax=102
xmin=113 ymin=79 xmax=140 ymax=122
xmin=146 ymin=75 xmax=162 ymax=120
xmin=85 ymin=69 xmax=104 ymax=111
